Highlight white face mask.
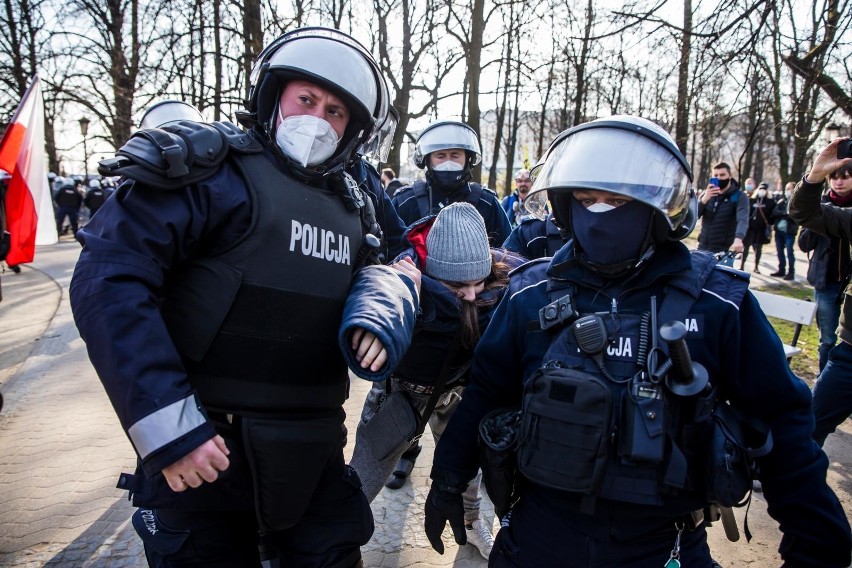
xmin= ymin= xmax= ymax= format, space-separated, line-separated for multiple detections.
xmin=586 ymin=203 xmax=616 ymax=213
xmin=432 ymin=160 xmax=464 ymax=172
xmin=275 ymin=114 xmax=340 ymax=167
xmin=757 ymin=189 xmax=767 ymax=198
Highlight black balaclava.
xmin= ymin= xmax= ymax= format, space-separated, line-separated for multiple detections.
xmin=426 ymin=155 xmax=473 ymax=193
xmin=569 ymin=198 xmax=656 ymax=278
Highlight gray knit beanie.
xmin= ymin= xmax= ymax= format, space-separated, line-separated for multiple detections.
xmin=425 ymin=202 xmax=492 ymax=282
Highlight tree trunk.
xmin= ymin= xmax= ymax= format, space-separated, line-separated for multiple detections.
xmin=466 ymin=0 xmax=485 ymax=183
xmin=674 ymin=0 xmax=692 ymax=154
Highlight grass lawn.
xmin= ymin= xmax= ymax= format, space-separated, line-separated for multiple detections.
xmin=682 ymin=231 xmax=820 ymax=384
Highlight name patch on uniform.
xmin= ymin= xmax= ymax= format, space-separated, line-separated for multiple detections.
xmin=683 ymin=315 xmax=704 ymax=338
xmin=289 ymin=220 xmax=351 ymax=265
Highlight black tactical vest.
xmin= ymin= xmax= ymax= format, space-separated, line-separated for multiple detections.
xmin=162 ymin=153 xmax=363 ymax=414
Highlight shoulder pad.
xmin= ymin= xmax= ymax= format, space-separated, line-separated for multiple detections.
xmin=97 ymin=120 xmax=259 ymax=190
xmin=395 ymin=181 xmax=425 ymax=198
xmin=518 ymin=215 xmax=541 ymax=226
xmin=508 ymin=256 xmax=549 ymax=277
xmin=211 ymin=121 xmax=263 ymax=154
xmin=481 ymin=185 xmax=498 ymax=197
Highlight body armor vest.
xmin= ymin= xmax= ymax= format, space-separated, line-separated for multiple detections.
xmin=162 ymin=153 xmax=363 ymax=414
xmin=517 ymin=251 xmax=750 ymax=508
xmin=409 ymin=179 xmax=485 ymax=218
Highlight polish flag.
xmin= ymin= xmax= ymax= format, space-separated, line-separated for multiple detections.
xmin=0 ymin=75 xmax=57 ymax=266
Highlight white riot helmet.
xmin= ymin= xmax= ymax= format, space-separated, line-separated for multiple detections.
xmin=238 ymin=27 xmax=390 ymax=167
xmin=525 ymin=115 xmax=695 ymax=240
xmin=139 ymin=100 xmax=204 ymax=130
xmin=88 ymin=179 xmax=101 ymax=189
xmin=413 ymin=121 xmax=482 ymax=169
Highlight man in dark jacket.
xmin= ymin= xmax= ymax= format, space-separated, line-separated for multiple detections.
xmin=426 ymin=116 xmax=851 ymax=567
xmin=70 ymin=28 xmax=418 ymax=568
xmin=796 ymin=168 xmax=852 ymax=372
xmin=697 ymin=162 xmax=748 ymax=254
xmin=789 ymin=142 xmax=852 ymax=447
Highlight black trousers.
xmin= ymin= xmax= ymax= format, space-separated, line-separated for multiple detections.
xmin=488 ymin=492 xmax=714 ymax=568
xmin=135 ymin=453 xmax=372 ymax=568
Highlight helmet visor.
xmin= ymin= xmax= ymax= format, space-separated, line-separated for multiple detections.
xmin=417 ymin=123 xmax=481 ymax=162
xmin=525 ymin=128 xmax=690 ymax=228
xmin=358 ymin=107 xmax=398 ymax=163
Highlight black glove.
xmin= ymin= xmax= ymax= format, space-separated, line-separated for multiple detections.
xmin=424 ymin=483 xmax=467 ymax=554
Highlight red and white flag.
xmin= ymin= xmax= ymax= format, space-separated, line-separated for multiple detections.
xmin=0 ymin=75 xmax=57 ymax=266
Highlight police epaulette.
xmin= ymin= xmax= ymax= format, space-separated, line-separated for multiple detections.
xmin=713 ymin=263 xmax=751 ymax=280
xmin=98 ymin=120 xmax=263 ymax=190
xmin=508 ymin=256 xmax=549 ymax=277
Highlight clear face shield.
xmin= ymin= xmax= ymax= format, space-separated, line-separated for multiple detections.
xmin=525 ymin=127 xmax=691 ymax=231
xmin=358 ymin=107 xmax=398 ymax=163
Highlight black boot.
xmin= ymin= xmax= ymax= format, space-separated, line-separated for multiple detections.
xmin=770 ymin=268 xmax=785 ymax=277
xmin=783 ymin=271 xmax=795 ymax=281
xmin=385 ymin=443 xmax=422 ymax=489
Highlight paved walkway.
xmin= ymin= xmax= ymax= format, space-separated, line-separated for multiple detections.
xmin=0 ymin=240 xmax=847 ymax=567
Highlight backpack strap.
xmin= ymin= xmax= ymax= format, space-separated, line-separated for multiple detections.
xmin=658 ymin=249 xmax=750 ymax=326
xmin=410 ymin=180 xmax=432 ymax=218
xmin=467 ymin=182 xmax=485 ymax=206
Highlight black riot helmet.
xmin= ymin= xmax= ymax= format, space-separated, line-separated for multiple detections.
xmin=237 ymin=27 xmax=391 ymax=170
xmin=526 ymin=115 xmax=696 ymax=242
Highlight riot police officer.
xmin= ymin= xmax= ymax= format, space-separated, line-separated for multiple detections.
xmin=392 ymin=120 xmax=511 ymax=247
xmin=70 ymin=27 xmax=418 ymax=568
xmin=424 ymin=115 xmax=851 ymax=567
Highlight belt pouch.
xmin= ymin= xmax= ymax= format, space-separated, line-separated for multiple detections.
xmin=619 ymin=389 xmax=665 ymax=463
xmin=479 ymin=408 xmax=521 ymax=518
xmin=518 ymin=367 xmax=612 ymax=493
xmin=241 ymin=413 xmax=341 ymax=531
xmin=360 ymin=390 xmax=419 ymax=462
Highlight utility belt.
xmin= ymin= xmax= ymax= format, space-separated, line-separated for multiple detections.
xmin=394 ymin=375 xmax=463 ymax=396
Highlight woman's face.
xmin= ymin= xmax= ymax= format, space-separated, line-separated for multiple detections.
xmin=830 ymin=172 xmax=852 ymax=197
xmin=442 ymin=279 xmax=486 ymax=302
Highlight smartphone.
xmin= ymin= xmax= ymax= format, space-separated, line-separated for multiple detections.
xmin=709 ymin=177 xmax=719 ymax=188
xmin=838 ymin=140 xmax=852 ymax=159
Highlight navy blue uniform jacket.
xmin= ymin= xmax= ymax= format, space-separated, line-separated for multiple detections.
xmin=433 ymin=240 xmax=851 ymax=567
xmin=70 ymin=154 xmax=418 ymax=479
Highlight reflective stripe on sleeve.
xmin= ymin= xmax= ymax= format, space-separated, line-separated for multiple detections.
xmin=127 ymin=395 xmax=207 ymax=459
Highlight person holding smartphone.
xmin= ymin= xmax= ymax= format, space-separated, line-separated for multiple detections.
xmin=696 ymin=162 xmax=749 ymax=255
xmin=788 ymin=136 xmax=852 ymax=448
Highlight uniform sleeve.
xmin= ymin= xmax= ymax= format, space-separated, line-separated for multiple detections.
xmin=338 ymin=264 xmax=419 ymax=382
xmin=69 ymin=166 xmax=251 ymax=476
xmin=351 ymin=160 xmax=409 ymax=260
xmin=730 ymin=294 xmax=851 ymax=567
xmin=487 ymin=198 xmax=513 ymax=247
xmin=502 ymin=224 xmax=530 ymax=259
